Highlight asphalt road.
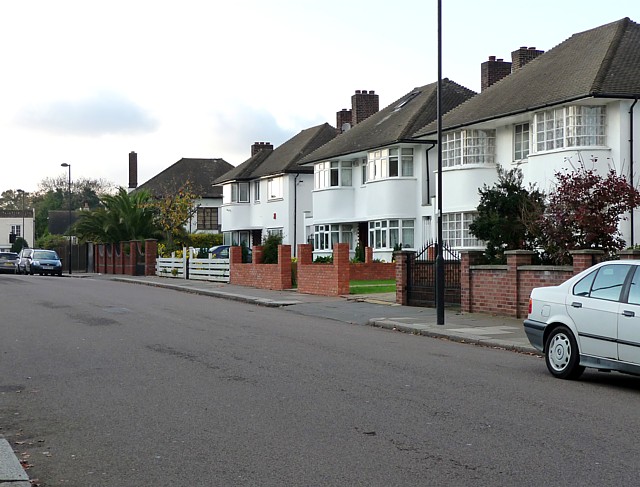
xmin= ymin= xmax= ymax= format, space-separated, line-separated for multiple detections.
xmin=2 ymin=274 xmax=640 ymax=486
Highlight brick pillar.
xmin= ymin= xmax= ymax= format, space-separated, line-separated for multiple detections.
xmin=570 ymin=250 xmax=604 ymax=275
xmin=505 ymin=250 xmax=534 ymax=318
xmin=334 ymin=242 xmax=350 ymax=295
xmin=298 ymin=244 xmax=313 ymax=265
xmin=395 ymin=250 xmax=414 ymax=305
xmin=96 ymin=244 xmax=103 ymax=273
xmin=252 ymin=245 xmax=263 ymax=265
xmin=278 ymin=245 xmax=292 ymax=289
xmin=106 ymin=244 xmax=113 ymax=274
xmin=127 ymin=241 xmax=139 ymax=276
xmin=144 ymin=239 xmax=158 ymax=276
xmin=459 ymin=250 xmax=483 ymax=314
xmin=365 ymin=247 xmax=373 ymax=264
xmin=118 ymin=242 xmax=126 ymax=274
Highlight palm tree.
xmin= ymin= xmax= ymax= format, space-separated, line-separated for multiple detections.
xmin=74 ymin=188 xmax=161 ymax=243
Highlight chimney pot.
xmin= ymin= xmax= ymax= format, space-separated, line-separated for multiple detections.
xmin=489 ymin=55 xmax=496 ymax=61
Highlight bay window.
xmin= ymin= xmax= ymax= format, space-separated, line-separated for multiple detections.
xmin=369 ymin=219 xmax=415 ymax=249
xmin=442 ymin=212 xmax=480 ymax=248
xmin=366 ymin=147 xmax=414 ymax=181
xmin=442 ymin=129 xmax=495 ymax=167
xmin=314 ymin=161 xmax=352 ymax=189
xmin=534 ymin=105 xmax=606 ymax=152
xmin=313 ymin=224 xmax=353 ymax=250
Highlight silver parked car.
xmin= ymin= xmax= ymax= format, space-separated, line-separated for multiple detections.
xmin=525 ymin=260 xmax=640 ymax=380
xmin=16 ymin=248 xmax=34 ymax=274
xmin=0 ymin=252 xmax=19 ymax=274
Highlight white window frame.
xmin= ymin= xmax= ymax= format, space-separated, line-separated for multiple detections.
xmin=369 ymin=219 xmax=415 ymax=249
xmin=514 ymin=123 xmax=530 ymax=161
xmin=442 ymin=212 xmax=481 ymax=248
xmin=442 ymin=130 xmax=495 ymax=167
xmin=314 ymin=161 xmax=352 ymax=189
xmin=11 ymin=225 xmax=21 ymax=237
xmin=254 ymin=180 xmax=260 ymax=203
xmin=534 ymin=105 xmax=606 ymax=152
xmin=267 ymin=176 xmax=283 ymax=200
xmin=366 ymin=147 xmax=414 ymax=181
xmin=313 ymin=223 xmax=353 ymax=250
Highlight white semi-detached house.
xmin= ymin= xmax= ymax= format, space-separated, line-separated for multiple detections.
xmin=214 ymin=124 xmax=339 ymax=253
xmin=298 ymin=80 xmax=476 ymax=261
xmin=412 ymin=17 xmax=640 ymax=250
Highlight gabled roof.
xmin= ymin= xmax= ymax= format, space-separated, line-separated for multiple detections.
xmin=298 ymin=79 xmax=476 ymax=165
xmin=415 ymin=17 xmax=640 ymax=136
xmin=215 ymin=123 xmax=338 ymax=184
xmin=137 ymin=158 xmax=234 ymax=198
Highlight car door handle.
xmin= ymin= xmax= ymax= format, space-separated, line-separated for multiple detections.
xmin=622 ymin=310 xmax=635 ymax=317
xmin=571 ymin=302 xmax=582 ymax=308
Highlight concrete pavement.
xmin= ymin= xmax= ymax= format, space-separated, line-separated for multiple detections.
xmin=1 ymin=272 xmax=536 ymax=482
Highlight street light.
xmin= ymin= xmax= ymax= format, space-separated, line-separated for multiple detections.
xmin=16 ymin=189 xmax=25 ymax=247
xmin=61 ymin=163 xmax=72 ymax=275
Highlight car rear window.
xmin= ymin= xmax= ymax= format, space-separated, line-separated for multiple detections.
xmin=0 ymin=253 xmax=18 ymax=260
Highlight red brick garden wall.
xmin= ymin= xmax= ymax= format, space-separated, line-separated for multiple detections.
xmin=460 ymin=249 xmax=604 ymax=318
xmin=297 ymin=243 xmax=350 ymax=296
xmin=229 ymin=244 xmax=292 ymax=290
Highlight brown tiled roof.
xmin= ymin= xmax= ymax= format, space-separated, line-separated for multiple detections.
xmin=298 ymin=79 xmax=476 ymax=165
xmin=136 ymin=158 xmax=234 ymax=198
xmin=215 ymin=123 xmax=338 ymax=183
xmin=415 ymin=17 xmax=640 ymax=136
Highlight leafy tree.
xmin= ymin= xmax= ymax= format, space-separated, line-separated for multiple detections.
xmin=469 ymin=167 xmax=545 ymax=262
xmin=150 ymin=181 xmax=198 ymax=252
xmin=540 ymin=165 xmax=640 ymax=264
xmin=10 ymin=237 xmax=28 ymax=253
xmin=74 ymin=188 xmax=161 ymax=243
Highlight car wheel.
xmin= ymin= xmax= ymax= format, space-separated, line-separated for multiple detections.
xmin=545 ymin=326 xmax=585 ymax=380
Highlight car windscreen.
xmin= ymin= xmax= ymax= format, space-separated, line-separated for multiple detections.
xmin=33 ymin=251 xmax=59 ymax=260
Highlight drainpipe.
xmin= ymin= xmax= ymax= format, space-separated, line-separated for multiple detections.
xmin=631 ymin=99 xmax=638 ymax=247
xmin=294 ymin=173 xmax=300 ymax=257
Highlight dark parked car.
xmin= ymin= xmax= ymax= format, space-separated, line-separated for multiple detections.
xmin=0 ymin=252 xmax=19 ymax=274
xmin=26 ymin=249 xmax=63 ymax=276
xmin=16 ymin=248 xmax=34 ymax=274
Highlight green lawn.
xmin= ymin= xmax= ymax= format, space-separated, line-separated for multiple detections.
xmin=349 ymin=279 xmax=396 ymax=294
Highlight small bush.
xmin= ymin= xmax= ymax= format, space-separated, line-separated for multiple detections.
xmin=262 ymin=233 xmax=283 ymax=264
xmin=314 ymin=255 xmax=333 ymax=264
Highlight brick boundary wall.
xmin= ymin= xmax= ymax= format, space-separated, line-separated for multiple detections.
xmin=297 ymin=243 xmax=350 ymax=296
xmin=460 ymin=249 xmax=605 ymax=318
xmin=94 ymin=239 xmax=156 ymax=276
xmin=229 ymin=244 xmax=292 ymax=290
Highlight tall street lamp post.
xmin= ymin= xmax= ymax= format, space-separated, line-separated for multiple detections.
xmin=61 ymin=163 xmax=72 ymax=275
xmin=16 ymin=189 xmax=25 ymax=246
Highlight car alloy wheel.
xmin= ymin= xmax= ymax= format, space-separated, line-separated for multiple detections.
xmin=544 ymin=326 xmax=585 ymax=380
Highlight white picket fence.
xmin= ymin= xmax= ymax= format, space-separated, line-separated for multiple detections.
xmin=156 ymin=248 xmax=230 ymax=282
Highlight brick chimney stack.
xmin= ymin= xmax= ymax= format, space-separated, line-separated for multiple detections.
xmin=351 ymin=90 xmax=379 ymax=125
xmin=336 ymin=108 xmax=352 ymax=134
xmin=251 ymin=141 xmax=274 ymax=157
xmin=481 ymin=56 xmax=512 ymax=91
xmin=128 ymin=151 xmax=138 ymax=190
xmin=511 ymin=46 xmax=544 ymax=71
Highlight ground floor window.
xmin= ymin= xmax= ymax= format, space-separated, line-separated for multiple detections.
xmin=313 ymin=223 xmax=354 ymax=250
xmin=267 ymin=227 xmax=283 ymax=237
xmin=369 ymin=219 xmax=414 ymax=249
xmin=442 ymin=212 xmax=480 ymax=248
xmin=196 ymin=207 xmax=219 ymax=230
xmin=223 ymin=230 xmax=251 ymax=247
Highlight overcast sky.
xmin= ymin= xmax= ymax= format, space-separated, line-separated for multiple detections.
xmin=1 ymin=0 xmax=637 ymax=193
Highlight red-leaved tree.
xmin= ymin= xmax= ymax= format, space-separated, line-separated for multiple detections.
xmin=541 ymin=165 xmax=640 ymax=264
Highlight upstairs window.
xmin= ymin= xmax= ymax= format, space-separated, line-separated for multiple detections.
xmin=366 ymin=147 xmax=414 ymax=181
xmin=223 ymin=182 xmax=250 ymax=203
xmin=268 ymin=176 xmax=283 ymax=200
xmin=314 ymin=161 xmax=352 ymax=189
xmin=514 ymin=123 xmax=530 ymax=161
xmin=534 ymin=105 xmax=606 ymax=152
xmin=442 ymin=130 xmax=495 ymax=167
xmin=254 ymin=180 xmax=260 ymax=202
